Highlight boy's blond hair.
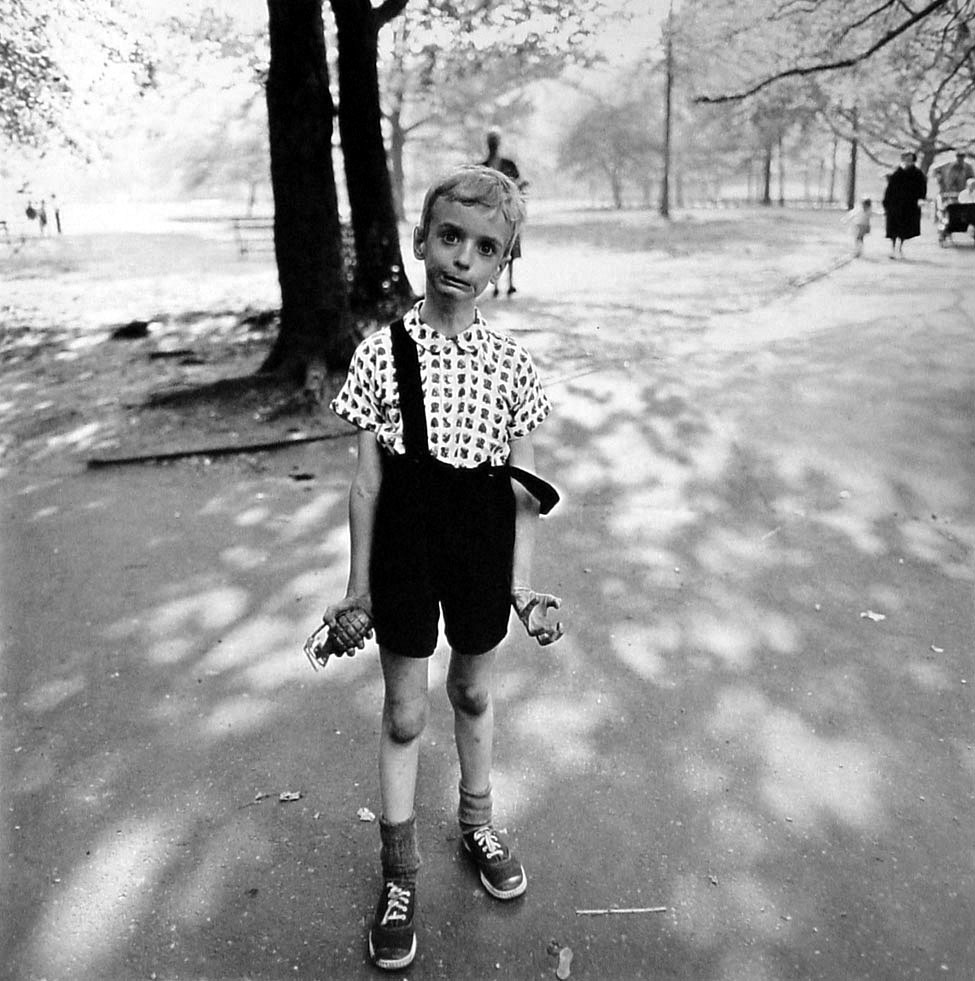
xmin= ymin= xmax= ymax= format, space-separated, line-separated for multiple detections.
xmin=417 ymin=165 xmax=526 ymax=257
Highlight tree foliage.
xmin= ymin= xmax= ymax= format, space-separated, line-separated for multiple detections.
xmin=154 ymin=10 xmax=270 ymax=206
xmin=558 ymin=70 xmax=662 ymax=209
xmin=0 ymin=0 xmax=154 ymax=156
xmin=681 ymin=0 xmax=975 ymax=175
xmin=380 ymin=0 xmax=613 ymax=211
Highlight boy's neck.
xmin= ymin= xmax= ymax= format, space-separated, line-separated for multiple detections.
xmin=418 ymin=295 xmax=478 ymax=338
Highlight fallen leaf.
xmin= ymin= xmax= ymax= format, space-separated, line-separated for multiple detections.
xmin=556 ymin=946 xmax=574 ymax=980
xmin=859 ymin=610 xmax=886 ymax=622
xmin=357 ymin=807 xmax=376 ymax=822
xmin=279 ymin=791 xmax=302 ymax=803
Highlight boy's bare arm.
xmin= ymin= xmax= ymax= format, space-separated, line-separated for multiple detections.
xmin=318 ymin=430 xmax=382 ymax=653
xmin=509 ymin=435 xmax=540 ymax=588
xmin=346 ymin=430 xmax=383 ymax=602
xmin=509 ymin=435 xmax=563 ymax=645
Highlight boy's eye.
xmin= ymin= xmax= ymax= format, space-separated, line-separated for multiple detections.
xmin=478 ymin=241 xmax=498 ymax=256
xmin=440 ymin=229 xmax=459 ymax=244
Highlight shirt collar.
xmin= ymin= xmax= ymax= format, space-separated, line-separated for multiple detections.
xmin=403 ymin=301 xmax=486 ymax=355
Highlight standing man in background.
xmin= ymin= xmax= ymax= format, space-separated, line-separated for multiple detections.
xmin=481 ymin=129 xmax=527 ymax=297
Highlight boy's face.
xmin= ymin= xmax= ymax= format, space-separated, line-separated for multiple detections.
xmin=413 ymin=197 xmax=510 ymax=302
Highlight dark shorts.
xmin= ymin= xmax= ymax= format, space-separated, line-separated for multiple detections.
xmin=370 ymin=454 xmax=515 ymax=658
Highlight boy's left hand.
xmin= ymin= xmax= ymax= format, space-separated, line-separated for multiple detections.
xmin=512 ymin=586 xmax=564 ymax=646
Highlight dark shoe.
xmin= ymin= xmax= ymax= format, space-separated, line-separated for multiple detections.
xmin=507 ymin=285 xmax=517 ymax=295
xmin=369 ymin=879 xmax=416 ymax=970
xmin=462 ymin=826 xmax=527 ymax=900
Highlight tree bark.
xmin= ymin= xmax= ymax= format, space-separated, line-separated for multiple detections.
xmin=828 ymin=133 xmax=839 ymax=203
xmin=331 ymin=0 xmax=414 ymax=316
xmin=777 ymin=132 xmax=786 ymax=206
xmin=761 ymin=143 xmax=773 ymax=205
xmin=659 ymin=2 xmax=673 ymax=219
xmin=262 ymin=0 xmax=353 ymax=381
xmin=845 ymin=107 xmax=859 ymax=211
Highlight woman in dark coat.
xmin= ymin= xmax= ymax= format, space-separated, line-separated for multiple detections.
xmin=882 ymin=151 xmax=928 ymax=258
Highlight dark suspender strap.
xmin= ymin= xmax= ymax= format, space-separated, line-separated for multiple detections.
xmin=505 ymin=465 xmax=560 ymax=516
xmin=389 ymin=318 xmax=428 ymax=460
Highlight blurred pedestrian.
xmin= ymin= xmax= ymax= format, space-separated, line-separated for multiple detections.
xmin=51 ymin=194 xmax=62 ymax=234
xmin=481 ymin=129 xmax=528 ymax=296
xmin=941 ymin=151 xmax=974 ymax=195
xmin=882 ymin=151 xmax=927 ymax=259
xmin=38 ymin=199 xmax=48 ymax=235
xmin=844 ymin=197 xmax=873 ymax=257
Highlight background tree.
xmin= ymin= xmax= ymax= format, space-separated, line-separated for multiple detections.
xmin=379 ymin=0 xmax=610 ymax=216
xmin=330 ymin=0 xmax=413 ymax=318
xmin=688 ymin=0 xmax=975 ymax=180
xmin=559 ymin=88 xmax=660 ymax=209
xmin=812 ymin=18 xmax=975 ymax=174
xmin=0 ymin=0 xmax=154 ymax=157
xmin=144 ymin=11 xmax=271 ymax=209
xmin=262 ymin=0 xmax=353 ymax=388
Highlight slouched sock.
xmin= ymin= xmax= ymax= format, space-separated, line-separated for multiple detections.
xmin=458 ymin=782 xmax=494 ymax=833
xmin=379 ymin=813 xmax=420 ymax=883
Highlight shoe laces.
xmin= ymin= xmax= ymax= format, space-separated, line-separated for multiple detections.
xmin=380 ymin=882 xmax=413 ymax=926
xmin=472 ymin=826 xmax=506 ymax=861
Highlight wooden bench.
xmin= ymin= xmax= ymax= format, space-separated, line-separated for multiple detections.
xmin=230 ymin=216 xmax=274 ymax=257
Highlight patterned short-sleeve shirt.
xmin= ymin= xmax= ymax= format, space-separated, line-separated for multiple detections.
xmin=331 ymin=303 xmax=551 ymax=467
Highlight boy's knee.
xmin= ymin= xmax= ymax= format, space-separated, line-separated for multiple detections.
xmin=384 ymin=694 xmax=428 ymax=744
xmin=446 ymin=677 xmax=491 ymax=718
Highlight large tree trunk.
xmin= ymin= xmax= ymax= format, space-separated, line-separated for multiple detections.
xmin=331 ymin=0 xmax=414 ymax=316
xmin=262 ymin=0 xmax=353 ymax=382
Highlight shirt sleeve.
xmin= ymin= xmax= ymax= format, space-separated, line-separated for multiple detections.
xmin=330 ymin=334 xmax=386 ymax=433
xmin=508 ymin=346 xmax=552 ymax=440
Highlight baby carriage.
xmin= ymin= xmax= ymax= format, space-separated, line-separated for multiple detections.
xmin=935 ymin=192 xmax=975 ymax=246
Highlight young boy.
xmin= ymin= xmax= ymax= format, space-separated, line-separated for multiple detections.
xmin=323 ymin=165 xmax=563 ymax=971
xmin=844 ymin=197 xmax=872 ymax=257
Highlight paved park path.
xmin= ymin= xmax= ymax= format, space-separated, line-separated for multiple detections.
xmin=3 ymin=225 xmax=973 ymax=980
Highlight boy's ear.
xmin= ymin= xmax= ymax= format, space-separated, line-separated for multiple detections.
xmin=412 ymin=226 xmax=425 ymax=260
xmin=490 ymin=255 xmax=510 ymax=284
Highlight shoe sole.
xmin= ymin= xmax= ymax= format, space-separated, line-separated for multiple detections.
xmin=478 ymin=866 xmax=527 ymax=900
xmin=369 ymin=932 xmax=417 ymax=971
xmin=461 ymin=840 xmax=528 ymax=900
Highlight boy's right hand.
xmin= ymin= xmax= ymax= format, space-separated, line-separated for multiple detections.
xmin=322 ymin=595 xmax=374 ymax=655
xmin=304 ymin=596 xmax=374 ymax=668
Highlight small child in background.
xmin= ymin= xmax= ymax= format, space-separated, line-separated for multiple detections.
xmin=844 ymin=197 xmax=873 ymax=257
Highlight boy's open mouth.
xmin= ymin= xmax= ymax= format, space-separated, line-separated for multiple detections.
xmin=440 ymin=274 xmax=470 ymax=290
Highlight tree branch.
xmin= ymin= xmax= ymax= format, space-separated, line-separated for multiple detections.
xmin=832 ymin=0 xmax=899 ymax=46
xmin=695 ymin=0 xmax=951 ymax=103
xmin=374 ymin=0 xmax=409 ymax=29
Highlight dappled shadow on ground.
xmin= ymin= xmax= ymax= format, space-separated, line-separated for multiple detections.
xmin=4 ymin=278 xmax=973 ymax=980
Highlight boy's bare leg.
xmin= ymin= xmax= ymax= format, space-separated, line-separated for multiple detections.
xmin=379 ymin=649 xmax=430 ymax=824
xmin=448 ymin=646 xmax=527 ymax=899
xmin=446 ymin=647 xmax=497 ymax=794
